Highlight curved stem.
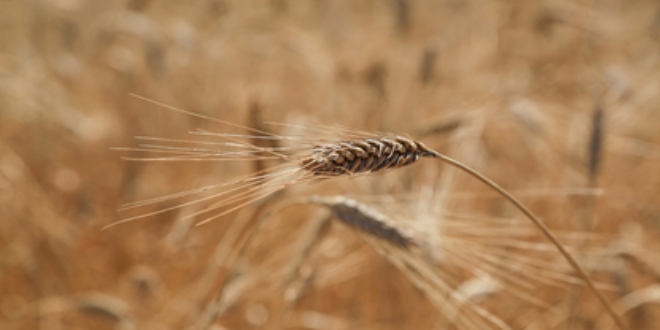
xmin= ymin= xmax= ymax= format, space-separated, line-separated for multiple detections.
xmin=426 ymin=150 xmax=628 ymax=330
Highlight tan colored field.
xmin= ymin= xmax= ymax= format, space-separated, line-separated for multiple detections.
xmin=2 ymin=0 xmax=660 ymax=329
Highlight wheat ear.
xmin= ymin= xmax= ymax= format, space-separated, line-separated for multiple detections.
xmin=309 ymin=196 xmax=416 ymax=249
xmin=296 ymin=136 xmax=627 ymax=330
xmin=308 ymin=195 xmax=509 ymax=329
xmin=299 ymin=135 xmax=434 ymax=176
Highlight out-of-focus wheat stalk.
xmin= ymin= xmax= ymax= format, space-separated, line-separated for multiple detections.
xmin=307 ymin=195 xmax=509 ymax=329
xmin=297 ymin=193 xmax=622 ymax=328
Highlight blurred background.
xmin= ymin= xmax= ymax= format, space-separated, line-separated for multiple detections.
xmin=1 ymin=0 xmax=660 ymax=329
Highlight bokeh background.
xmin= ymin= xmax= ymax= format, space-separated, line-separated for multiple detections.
xmin=1 ymin=0 xmax=660 ymax=329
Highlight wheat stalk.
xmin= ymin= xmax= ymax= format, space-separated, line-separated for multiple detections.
xmin=310 ymin=195 xmax=416 ymax=249
xmin=425 ymin=151 xmax=627 ymax=330
xmin=116 ymin=95 xmax=627 ymax=329
xmin=306 ymin=195 xmax=510 ymax=329
xmin=295 ymin=136 xmax=626 ymax=329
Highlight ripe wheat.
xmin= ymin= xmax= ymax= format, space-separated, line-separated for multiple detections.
xmin=299 ymin=136 xmax=434 ymax=176
xmin=111 ymin=95 xmax=628 ymax=330
xmin=311 ymin=196 xmax=415 ymax=248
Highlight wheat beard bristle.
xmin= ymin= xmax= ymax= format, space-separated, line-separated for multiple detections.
xmin=299 ymin=136 xmax=433 ymax=176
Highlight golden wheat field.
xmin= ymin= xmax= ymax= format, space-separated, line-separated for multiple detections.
xmin=2 ymin=0 xmax=660 ymax=329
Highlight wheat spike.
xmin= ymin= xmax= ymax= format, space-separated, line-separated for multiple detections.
xmin=117 ymin=95 xmax=627 ymax=330
xmin=311 ymin=196 xmax=415 ymax=248
xmin=307 ymin=195 xmax=510 ymax=329
xmin=299 ymin=136 xmax=627 ymax=329
xmin=299 ymin=136 xmax=434 ymax=176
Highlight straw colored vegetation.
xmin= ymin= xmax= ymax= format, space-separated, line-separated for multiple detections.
xmin=2 ymin=0 xmax=660 ymax=329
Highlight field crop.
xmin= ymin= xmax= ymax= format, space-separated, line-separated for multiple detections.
xmin=1 ymin=1 xmax=660 ymax=329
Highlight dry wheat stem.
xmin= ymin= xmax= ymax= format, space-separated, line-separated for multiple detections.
xmin=124 ymin=134 xmax=626 ymax=328
xmin=192 ymin=195 xmax=298 ymax=330
xmin=424 ymin=150 xmax=628 ymax=330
